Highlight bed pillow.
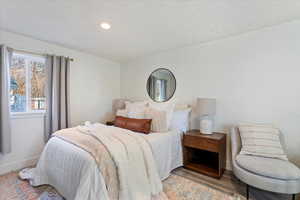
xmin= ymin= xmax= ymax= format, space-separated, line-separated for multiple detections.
xmin=238 ymin=123 xmax=288 ymax=161
xmin=116 ymin=109 xmax=128 ymax=117
xmin=148 ymin=101 xmax=175 ymax=129
xmin=170 ymin=108 xmax=191 ymax=133
xmin=175 ymin=104 xmax=189 ymax=110
xmin=114 ymin=116 xmax=152 ymax=134
xmin=125 ymin=101 xmax=148 ymax=119
xmin=144 ymin=107 xmax=168 ymax=132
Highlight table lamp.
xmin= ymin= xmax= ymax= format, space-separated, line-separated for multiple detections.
xmin=196 ymin=98 xmax=216 ymax=134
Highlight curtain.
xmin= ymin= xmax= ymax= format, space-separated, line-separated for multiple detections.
xmin=0 ymin=45 xmax=13 ymax=154
xmin=44 ymin=55 xmax=70 ymax=141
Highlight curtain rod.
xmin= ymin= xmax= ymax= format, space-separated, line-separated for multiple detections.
xmin=12 ymin=48 xmax=74 ymax=62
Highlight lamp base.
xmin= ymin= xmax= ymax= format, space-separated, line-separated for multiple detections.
xmin=200 ymin=119 xmax=213 ymax=134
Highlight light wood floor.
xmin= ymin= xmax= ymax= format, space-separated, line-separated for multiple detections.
xmin=174 ymin=167 xmax=298 ymax=200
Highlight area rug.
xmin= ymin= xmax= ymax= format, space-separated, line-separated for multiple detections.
xmin=0 ymin=172 xmax=244 ymax=200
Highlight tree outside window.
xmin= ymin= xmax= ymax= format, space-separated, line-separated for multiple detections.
xmin=9 ymin=53 xmax=46 ymax=113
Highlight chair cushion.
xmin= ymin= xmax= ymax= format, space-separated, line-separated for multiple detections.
xmin=236 ymin=154 xmax=300 ymax=180
xmin=238 ymin=123 xmax=288 ymax=161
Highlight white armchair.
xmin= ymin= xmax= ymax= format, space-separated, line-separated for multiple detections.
xmin=230 ymin=127 xmax=300 ymax=200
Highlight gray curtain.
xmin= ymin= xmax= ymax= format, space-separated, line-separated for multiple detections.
xmin=0 ymin=45 xmax=13 ymax=154
xmin=45 ymin=55 xmax=70 ymax=141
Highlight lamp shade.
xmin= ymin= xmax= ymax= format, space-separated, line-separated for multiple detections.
xmin=196 ymin=98 xmax=216 ymax=116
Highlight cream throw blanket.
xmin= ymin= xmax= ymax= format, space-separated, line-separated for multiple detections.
xmin=55 ymin=123 xmax=167 ymax=200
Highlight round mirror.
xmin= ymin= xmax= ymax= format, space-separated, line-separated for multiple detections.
xmin=146 ymin=68 xmax=176 ymax=102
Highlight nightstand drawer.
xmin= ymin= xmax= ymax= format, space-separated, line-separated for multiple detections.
xmin=184 ymin=135 xmax=219 ymax=152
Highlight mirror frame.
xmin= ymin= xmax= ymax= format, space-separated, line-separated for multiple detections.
xmin=146 ymin=68 xmax=177 ymax=103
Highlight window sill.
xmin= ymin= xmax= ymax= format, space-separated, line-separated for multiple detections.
xmin=11 ymin=112 xmax=46 ymax=119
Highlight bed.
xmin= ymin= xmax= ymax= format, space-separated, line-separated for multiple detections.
xmin=20 ymin=123 xmax=183 ymax=200
xmin=20 ymin=98 xmax=192 ymax=200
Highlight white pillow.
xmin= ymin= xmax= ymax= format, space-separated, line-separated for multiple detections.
xmin=148 ymin=101 xmax=175 ymax=129
xmin=116 ymin=109 xmax=128 ymax=117
xmin=239 ymin=123 xmax=288 ymax=161
xmin=125 ymin=101 xmax=148 ymax=108
xmin=144 ymin=107 xmax=168 ymax=132
xmin=175 ymin=104 xmax=189 ymax=110
xmin=125 ymin=101 xmax=148 ymax=119
xmin=170 ymin=108 xmax=191 ymax=133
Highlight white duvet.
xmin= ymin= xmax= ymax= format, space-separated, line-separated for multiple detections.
xmin=20 ymin=123 xmax=183 ymax=200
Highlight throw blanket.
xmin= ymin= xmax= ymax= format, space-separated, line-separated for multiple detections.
xmin=54 ymin=123 xmax=167 ymax=200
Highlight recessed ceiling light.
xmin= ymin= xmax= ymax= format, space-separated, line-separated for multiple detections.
xmin=100 ymin=22 xmax=111 ymax=30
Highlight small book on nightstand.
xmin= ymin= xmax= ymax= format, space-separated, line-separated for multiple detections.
xmin=183 ymin=130 xmax=226 ymax=179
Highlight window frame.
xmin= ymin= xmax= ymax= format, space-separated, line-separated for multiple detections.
xmin=9 ymin=52 xmax=47 ymax=116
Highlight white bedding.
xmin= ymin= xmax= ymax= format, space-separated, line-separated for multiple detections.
xmin=140 ymin=129 xmax=183 ymax=180
xmin=21 ymin=126 xmax=183 ymax=200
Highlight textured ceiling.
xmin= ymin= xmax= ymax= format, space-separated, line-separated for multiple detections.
xmin=1 ymin=0 xmax=300 ymax=62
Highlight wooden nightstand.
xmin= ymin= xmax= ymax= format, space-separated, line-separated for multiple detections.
xmin=183 ymin=130 xmax=226 ymax=179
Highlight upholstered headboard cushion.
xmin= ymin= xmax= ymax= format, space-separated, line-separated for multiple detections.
xmin=112 ymin=99 xmax=191 ymax=114
xmin=112 ymin=99 xmax=129 ymax=115
xmin=114 ymin=116 xmax=152 ymax=134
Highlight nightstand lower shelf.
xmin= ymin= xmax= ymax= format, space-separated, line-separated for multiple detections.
xmin=183 ymin=130 xmax=226 ymax=179
xmin=184 ymin=162 xmax=220 ymax=178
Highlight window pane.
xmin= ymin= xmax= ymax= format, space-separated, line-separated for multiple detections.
xmin=30 ymin=59 xmax=46 ymax=111
xmin=10 ymin=55 xmax=26 ymax=112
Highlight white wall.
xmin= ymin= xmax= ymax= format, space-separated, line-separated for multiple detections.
xmin=0 ymin=30 xmax=121 ymax=174
xmin=121 ymin=21 xmax=300 ymax=168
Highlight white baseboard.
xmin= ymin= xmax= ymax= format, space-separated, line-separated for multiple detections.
xmin=0 ymin=156 xmax=39 ymax=175
xmin=226 ymin=160 xmax=232 ymax=171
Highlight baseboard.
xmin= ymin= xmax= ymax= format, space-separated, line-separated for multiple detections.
xmin=226 ymin=160 xmax=232 ymax=171
xmin=0 ymin=155 xmax=39 ymax=175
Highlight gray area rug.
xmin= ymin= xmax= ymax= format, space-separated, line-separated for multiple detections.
xmin=38 ymin=188 xmax=296 ymax=200
xmin=39 ymin=191 xmax=64 ymax=200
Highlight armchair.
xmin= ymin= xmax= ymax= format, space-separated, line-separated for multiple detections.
xmin=230 ymin=127 xmax=300 ymax=200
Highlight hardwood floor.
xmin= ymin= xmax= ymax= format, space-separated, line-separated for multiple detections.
xmin=173 ymin=168 xmax=246 ymax=197
xmin=174 ymin=167 xmax=298 ymax=200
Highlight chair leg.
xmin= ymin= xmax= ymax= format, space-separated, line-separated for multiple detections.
xmin=246 ymin=184 xmax=249 ymax=200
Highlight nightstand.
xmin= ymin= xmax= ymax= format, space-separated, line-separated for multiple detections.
xmin=183 ymin=130 xmax=226 ymax=178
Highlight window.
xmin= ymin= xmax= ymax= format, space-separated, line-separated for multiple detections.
xmin=9 ymin=52 xmax=46 ymax=113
